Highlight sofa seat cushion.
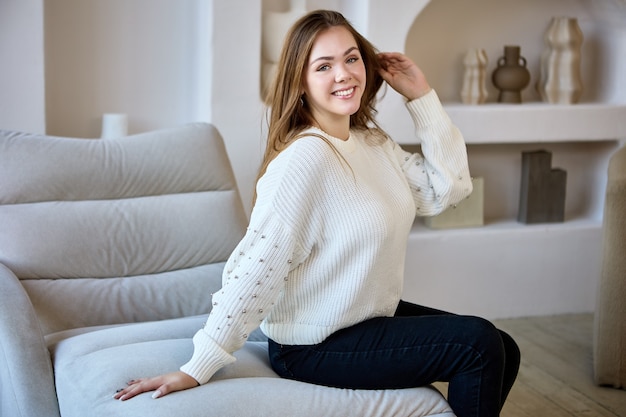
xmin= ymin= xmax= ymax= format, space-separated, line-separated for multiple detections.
xmin=50 ymin=316 xmax=455 ymax=417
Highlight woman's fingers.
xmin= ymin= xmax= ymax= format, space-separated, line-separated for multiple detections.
xmin=377 ymin=52 xmax=431 ymax=100
xmin=113 ymin=378 xmax=161 ymax=401
xmin=113 ymin=371 xmax=199 ymax=401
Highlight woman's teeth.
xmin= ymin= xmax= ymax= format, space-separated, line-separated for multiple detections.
xmin=333 ymin=87 xmax=354 ymax=97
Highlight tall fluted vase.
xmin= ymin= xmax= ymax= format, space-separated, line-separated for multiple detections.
xmin=460 ymin=48 xmax=489 ymax=105
xmin=537 ymin=17 xmax=584 ymax=104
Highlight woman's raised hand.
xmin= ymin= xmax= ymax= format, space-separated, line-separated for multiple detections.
xmin=377 ymin=52 xmax=431 ymax=101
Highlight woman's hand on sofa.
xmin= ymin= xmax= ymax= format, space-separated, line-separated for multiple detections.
xmin=113 ymin=371 xmax=199 ymax=401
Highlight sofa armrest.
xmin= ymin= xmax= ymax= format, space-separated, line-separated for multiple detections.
xmin=0 ymin=263 xmax=60 ymax=417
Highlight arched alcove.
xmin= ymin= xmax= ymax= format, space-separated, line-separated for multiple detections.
xmin=404 ymin=0 xmax=619 ymax=104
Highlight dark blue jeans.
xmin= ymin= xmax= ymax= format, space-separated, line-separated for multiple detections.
xmin=268 ymin=301 xmax=520 ymax=417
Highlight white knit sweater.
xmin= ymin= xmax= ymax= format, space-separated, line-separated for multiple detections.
xmin=180 ymin=90 xmax=472 ymax=384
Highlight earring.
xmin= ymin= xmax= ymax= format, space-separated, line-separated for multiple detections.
xmin=300 ymin=96 xmax=304 ymax=107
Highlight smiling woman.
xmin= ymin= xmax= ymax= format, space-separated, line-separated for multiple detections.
xmin=303 ymin=29 xmax=365 ymax=140
xmin=114 ymin=10 xmax=519 ymax=417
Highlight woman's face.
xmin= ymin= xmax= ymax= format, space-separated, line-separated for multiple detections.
xmin=302 ymin=26 xmax=366 ymax=136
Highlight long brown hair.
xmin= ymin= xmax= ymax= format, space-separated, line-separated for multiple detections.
xmin=255 ymin=10 xmax=386 ymax=203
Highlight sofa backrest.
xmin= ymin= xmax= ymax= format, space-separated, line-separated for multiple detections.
xmin=0 ymin=123 xmax=248 ymax=334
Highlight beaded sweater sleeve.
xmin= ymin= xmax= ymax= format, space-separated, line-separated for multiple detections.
xmin=180 ymin=143 xmax=317 ymax=385
xmin=392 ymin=89 xmax=473 ymax=216
xmin=179 ymin=216 xmax=302 ymax=384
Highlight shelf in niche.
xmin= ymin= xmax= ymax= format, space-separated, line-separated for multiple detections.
xmin=443 ymin=102 xmax=626 ymax=144
xmin=410 ymin=215 xmax=602 ymax=238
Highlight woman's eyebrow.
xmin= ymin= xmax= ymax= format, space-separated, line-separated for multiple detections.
xmin=310 ymin=46 xmax=358 ymax=65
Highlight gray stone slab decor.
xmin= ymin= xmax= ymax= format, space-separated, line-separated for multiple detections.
xmin=518 ymin=150 xmax=567 ymax=224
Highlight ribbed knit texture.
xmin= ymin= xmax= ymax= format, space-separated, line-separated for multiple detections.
xmin=180 ymin=90 xmax=472 ymax=384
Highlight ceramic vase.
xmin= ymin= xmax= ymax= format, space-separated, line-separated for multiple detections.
xmin=461 ymin=48 xmax=489 ymax=104
xmin=537 ymin=17 xmax=584 ymax=104
xmin=492 ymin=45 xmax=530 ymax=104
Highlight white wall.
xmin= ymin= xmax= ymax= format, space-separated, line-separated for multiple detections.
xmin=43 ymin=0 xmax=205 ymax=137
xmin=209 ymin=0 xmax=264 ymax=213
xmin=0 ymin=0 xmax=46 ymax=133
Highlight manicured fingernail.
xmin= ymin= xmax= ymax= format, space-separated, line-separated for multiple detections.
xmin=152 ymin=390 xmax=162 ymax=399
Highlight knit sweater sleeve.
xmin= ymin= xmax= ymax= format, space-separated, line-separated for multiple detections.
xmin=392 ymin=89 xmax=473 ymax=216
xmin=180 ymin=144 xmax=314 ymax=385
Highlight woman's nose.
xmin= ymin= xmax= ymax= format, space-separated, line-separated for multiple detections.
xmin=335 ymin=64 xmax=352 ymax=83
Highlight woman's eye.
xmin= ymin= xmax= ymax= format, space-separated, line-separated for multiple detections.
xmin=347 ymin=57 xmax=359 ymax=64
xmin=317 ymin=64 xmax=330 ymax=72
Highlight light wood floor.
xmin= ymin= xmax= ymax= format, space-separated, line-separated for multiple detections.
xmin=434 ymin=314 xmax=626 ymax=416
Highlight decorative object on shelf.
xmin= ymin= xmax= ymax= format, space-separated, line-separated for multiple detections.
xmin=518 ymin=150 xmax=567 ymax=224
xmin=491 ymin=45 xmax=531 ymax=104
xmin=424 ymin=177 xmax=484 ymax=229
xmin=261 ymin=0 xmax=307 ymax=102
xmin=537 ymin=17 xmax=584 ymax=104
xmin=100 ymin=113 xmax=128 ymax=139
xmin=460 ymin=48 xmax=489 ymax=104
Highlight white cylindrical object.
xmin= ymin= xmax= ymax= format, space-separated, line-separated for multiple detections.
xmin=101 ymin=113 xmax=128 ymax=139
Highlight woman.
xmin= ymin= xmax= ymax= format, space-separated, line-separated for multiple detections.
xmin=115 ymin=10 xmax=519 ymax=417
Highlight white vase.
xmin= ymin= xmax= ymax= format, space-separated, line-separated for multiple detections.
xmin=537 ymin=17 xmax=584 ymax=104
xmin=460 ymin=48 xmax=488 ymax=104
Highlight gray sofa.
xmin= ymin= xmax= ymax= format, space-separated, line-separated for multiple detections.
xmin=0 ymin=123 xmax=454 ymax=417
